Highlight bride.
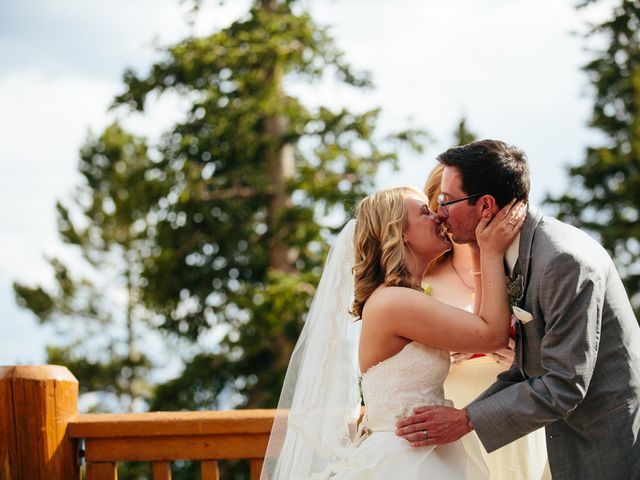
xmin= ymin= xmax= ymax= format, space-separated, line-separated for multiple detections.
xmin=260 ymin=186 xmax=525 ymax=480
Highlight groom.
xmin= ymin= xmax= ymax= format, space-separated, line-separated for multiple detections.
xmin=396 ymin=140 xmax=640 ymax=479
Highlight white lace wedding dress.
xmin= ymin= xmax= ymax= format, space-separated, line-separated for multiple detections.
xmin=309 ymin=341 xmax=489 ymax=479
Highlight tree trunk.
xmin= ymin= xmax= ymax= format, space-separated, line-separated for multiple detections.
xmin=261 ymin=0 xmax=296 ymax=272
xmin=265 ymin=115 xmax=295 ymax=271
xmin=126 ymin=267 xmax=138 ymax=412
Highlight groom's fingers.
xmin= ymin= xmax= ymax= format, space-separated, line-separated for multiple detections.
xmin=395 ymin=412 xmax=432 ymax=434
xmin=412 ymin=405 xmax=438 ymax=414
xmin=395 ymin=405 xmax=440 ymax=431
xmin=395 ymin=406 xmax=473 ymax=448
xmin=395 ymin=406 xmax=449 ymax=443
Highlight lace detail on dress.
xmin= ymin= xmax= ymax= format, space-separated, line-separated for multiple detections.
xmin=360 ymin=342 xmax=451 ymax=428
xmin=306 ymin=342 xmax=488 ymax=480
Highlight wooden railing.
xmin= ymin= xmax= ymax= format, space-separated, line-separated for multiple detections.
xmin=70 ymin=409 xmax=275 ymax=479
xmin=0 ymin=365 xmax=277 ymax=480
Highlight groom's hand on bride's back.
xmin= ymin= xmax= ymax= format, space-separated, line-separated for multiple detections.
xmin=395 ymin=405 xmax=473 ymax=447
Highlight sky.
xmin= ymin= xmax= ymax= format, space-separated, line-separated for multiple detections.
xmin=0 ymin=0 xmax=613 ymax=365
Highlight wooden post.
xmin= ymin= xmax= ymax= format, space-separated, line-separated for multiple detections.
xmin=201 ymin=461 xmax=220 ymax=480
xmin=250 ymin=459 xmax=263 ymax=480
xmin=152 ymin=461 xmax=171 ymax=480
xmin=0 ymin=365 xmax=80 ymax=480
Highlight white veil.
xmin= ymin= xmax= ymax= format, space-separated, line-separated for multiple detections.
xmin=260 ymin=219 xmax=361 ymax=480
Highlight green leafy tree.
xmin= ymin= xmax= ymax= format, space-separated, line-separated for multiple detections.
xmin=111 ymin=0 xmax=425 ymax=416
xmin=545 ymin=0 xmax=640 ymax=317
xmin=14 ymin=124 xmax=167 ymax=412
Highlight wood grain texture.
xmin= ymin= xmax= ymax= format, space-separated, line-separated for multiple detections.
xmin=2 ymin=365 xmax=278 ymax=479
xmin=0 ymin=365 xmax=79 ymax=480
xmin=201 ymin=461 xmax=220 ymax=480
xmin=152 ymin=461 xmax=171 ymax=480
xmin=250 ymin=459 xmax=264 ymax=480
xmin=69 ymin=409 xmax=277 ymax=438
xmin=84 ymin=433 xmax=270 ymax=462
xmin=0 ymin=367 xmax=18 ymax=479
xmin=86 ymin=462 xmax=118 ymax=480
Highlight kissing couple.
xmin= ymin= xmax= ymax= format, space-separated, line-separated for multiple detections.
xmin=260 ymin=140 xmax=640 ymax=480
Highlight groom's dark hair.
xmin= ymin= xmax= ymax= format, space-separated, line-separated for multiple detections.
xmin=437 ymin=139 xmax=530 ymax=208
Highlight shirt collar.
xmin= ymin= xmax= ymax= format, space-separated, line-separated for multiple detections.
xmin=505 ymin=232 xmax=521 ymax=275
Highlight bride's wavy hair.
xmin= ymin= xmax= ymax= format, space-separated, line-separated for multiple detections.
xmin=351 ymin=186 xmax=424 ymax=319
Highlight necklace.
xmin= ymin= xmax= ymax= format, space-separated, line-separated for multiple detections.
xmin=450 ymin=256 xmax=474 ymax=291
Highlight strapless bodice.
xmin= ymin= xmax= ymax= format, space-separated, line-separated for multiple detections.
xmin=305 ymin=342 xmax=488 ymax=479
xmin=360 ymin=342 xmax=451 ymax=431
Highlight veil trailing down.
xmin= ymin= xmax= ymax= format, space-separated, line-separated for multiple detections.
xmin=260 ymin=219 xmax=361 ymax=480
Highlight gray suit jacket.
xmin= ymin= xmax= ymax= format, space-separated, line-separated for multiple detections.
xmin=467 ymin=206 xmax=640 ymax=479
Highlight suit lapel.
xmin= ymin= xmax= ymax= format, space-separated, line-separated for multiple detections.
xmin=512 ymin=205 xmax=543 ymax=376
xmin=513 ymin=205 xmax=543 ymax=288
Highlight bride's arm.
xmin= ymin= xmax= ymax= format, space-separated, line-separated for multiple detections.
xmin=472 ymin=229 xmax=517 ymax=366
xmin=363 ymin=201 xmax=525 ymax=353
xmin=473 ymin=201 xmax=521 ymax=341
xmin=470 ymin=243 xmax=481 ymax=314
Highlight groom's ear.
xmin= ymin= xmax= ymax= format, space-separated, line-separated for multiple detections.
xmin=479 ymin=195 xmax=499 ymax=214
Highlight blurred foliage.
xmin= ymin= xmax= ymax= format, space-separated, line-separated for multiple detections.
xmin=14 ymin=124 xmax=164 ymax=412
xmin=14 ymin=0 xmax=426 ymax=478
xmin=111 ymin=0 xmax=424 ymax=415
xmin=545 ymin=0 xmax=640 ymax=319
xmin=453 ymin=117 xmax=477 ymax=146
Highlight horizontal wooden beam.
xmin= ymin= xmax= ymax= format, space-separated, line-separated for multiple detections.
xmin=83 ymin=433 xmax=271 ymax=462
xmin=86 ymin=462 xmax=117 ymax=480
xmin=69 ymin=409 xmax=278 ymax=438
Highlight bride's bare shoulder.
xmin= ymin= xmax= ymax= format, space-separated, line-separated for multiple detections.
xmin=363 ymin=285 xmax=426 ymax=317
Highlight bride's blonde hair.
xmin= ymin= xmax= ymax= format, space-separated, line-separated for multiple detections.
xmin=351 ymin=186 xmax=424 ymax=318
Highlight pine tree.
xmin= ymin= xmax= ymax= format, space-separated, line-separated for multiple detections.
xmin=112 ymin=0 xmax=425 ymax=414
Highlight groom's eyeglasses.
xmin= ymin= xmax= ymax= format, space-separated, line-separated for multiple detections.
xmin=437 ymin=193 xmax=482 ymax=211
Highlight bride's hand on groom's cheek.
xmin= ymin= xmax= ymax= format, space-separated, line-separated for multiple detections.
xmin=395 ymin=405 xmax=473 ymax=447
xmin=476 ymin=199 xmax=526 ymax=254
